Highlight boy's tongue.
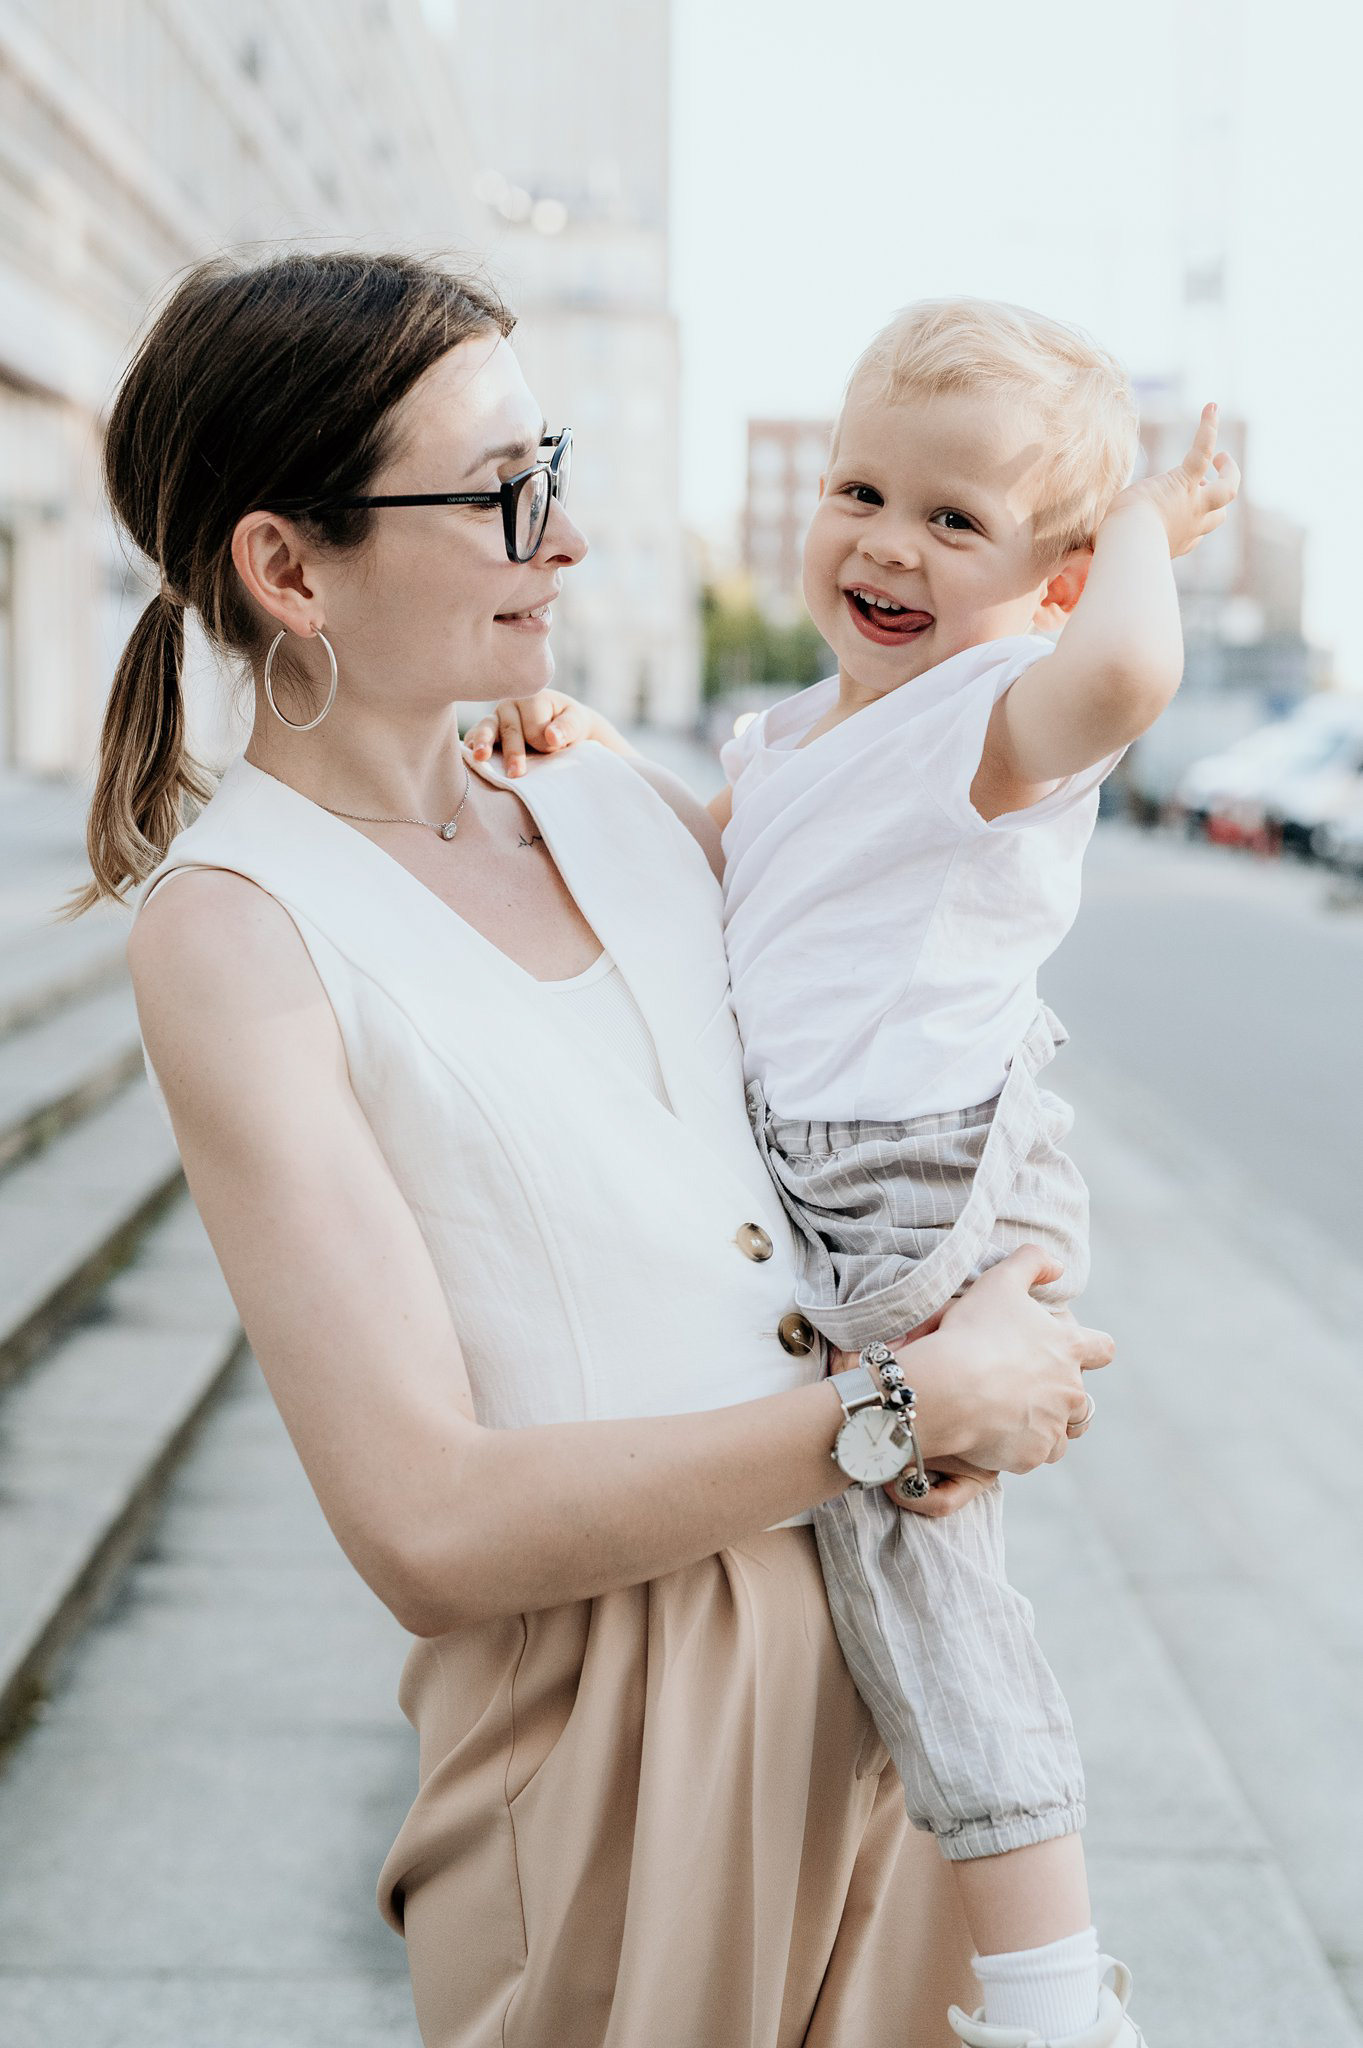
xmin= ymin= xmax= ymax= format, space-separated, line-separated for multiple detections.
xmin=870 ymin=608 xmax=931 ymax=637
xmin=846 ymin=589 xmax=933 ymax=641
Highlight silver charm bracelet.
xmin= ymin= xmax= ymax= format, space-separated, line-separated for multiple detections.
xmin=860 ymin=1340 xmax=932 ymax=1500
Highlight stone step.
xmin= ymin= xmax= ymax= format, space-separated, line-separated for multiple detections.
xmin=0 ymin=982 xmax=145 ymax=1175
xmin=0 ymin=1193 xmax=244 ymax=1744
xmin=0 ymin=910 xmax=130 ymax=1042
xmin=0 ymin=1080 xmax=183 ymax=1389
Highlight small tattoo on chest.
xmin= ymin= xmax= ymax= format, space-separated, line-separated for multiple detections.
xmin=517 ymin=831 xmax=545 ymax=850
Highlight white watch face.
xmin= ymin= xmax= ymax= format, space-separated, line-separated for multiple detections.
xmin=835 ymin=1407 xmax=909 ymax=1485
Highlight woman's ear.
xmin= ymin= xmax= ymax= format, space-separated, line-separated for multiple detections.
xmin=1033 ymin=547 xmax=1092 ymax=633
xmin=230 ymin=511 xmax=323 ymax=637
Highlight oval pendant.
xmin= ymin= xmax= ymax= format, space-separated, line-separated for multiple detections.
xmin=440 ymin=821 xmax=458 ymax=840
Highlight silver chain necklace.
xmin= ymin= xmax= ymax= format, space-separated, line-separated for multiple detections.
xmin=323 ymin=763 xmax=472 ymax=841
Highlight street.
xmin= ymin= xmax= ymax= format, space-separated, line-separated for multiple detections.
xmin=1045 ymin=822 xmax=1363 ymax=1275
xmin=1029 ymin=819 xmax=1363 ymax=2037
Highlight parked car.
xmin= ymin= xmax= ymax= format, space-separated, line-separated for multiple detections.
xmin=1174 ymin=697 xmax=1363 ymax=849
xmin=1257 ymin=722 xmax=1363 ymax=857
xmin=1314 ymin=791 xmax=1363 ymax=873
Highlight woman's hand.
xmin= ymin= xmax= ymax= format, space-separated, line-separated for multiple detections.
xmin=464 ymin=692 xmax=631 ymax=778
xmin=895 ymin=1245 xmax=1113 ymax=1482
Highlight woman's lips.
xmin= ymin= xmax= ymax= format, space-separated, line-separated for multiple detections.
xmin=843 ymin=589 xmax=933 ymax=647
xmin=494 ymin=603 xmax=553 ymax=635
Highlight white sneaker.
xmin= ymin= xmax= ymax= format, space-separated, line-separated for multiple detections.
xmin=948 ymin=1956 xmax=1147 ymax=2046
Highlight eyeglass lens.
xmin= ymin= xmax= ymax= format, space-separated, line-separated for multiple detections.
xmin=515 ymin=469 xmax=551 ymax=560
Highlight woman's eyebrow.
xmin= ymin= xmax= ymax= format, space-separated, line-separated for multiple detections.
xmin=460 ymin=420 xmax=549 ymax=482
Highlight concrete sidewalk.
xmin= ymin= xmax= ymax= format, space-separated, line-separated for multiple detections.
xmin=1018 ymin=1046 xmax=1363 ymax=2042
xmin=0 ymin=1354 xmax=420 ymax=2048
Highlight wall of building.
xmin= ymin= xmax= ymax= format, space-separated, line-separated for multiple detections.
xmin=0 ymin=0 xmax=694 ymax=778
xmin=742 ymin=418 xmax=831 ymax=622
xmin=448 ymin=0 xmax=698 ymax=727
xmin=0 ymin=0 xmax=488 ymax=775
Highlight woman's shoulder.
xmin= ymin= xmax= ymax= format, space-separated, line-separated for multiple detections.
xmin=129 ymin=866 xmax=322 ymax=1030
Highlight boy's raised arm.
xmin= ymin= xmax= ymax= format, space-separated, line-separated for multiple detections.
xmin=987 ymin=404 xmax=1240 ymax=786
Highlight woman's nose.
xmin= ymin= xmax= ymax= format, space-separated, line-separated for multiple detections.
xmin=543 ymin=498 xmax=588 ymax=566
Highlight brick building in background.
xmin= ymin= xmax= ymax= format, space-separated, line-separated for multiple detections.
xmin=742 ymin=418 xmax=832 ymax=623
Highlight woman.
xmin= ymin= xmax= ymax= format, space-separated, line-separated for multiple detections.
xmin=83 ymin=251 xmax=1110 ymax=2046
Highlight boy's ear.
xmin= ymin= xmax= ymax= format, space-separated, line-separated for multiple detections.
xmin=1033 ymin=547 xmax=1092 ymax=632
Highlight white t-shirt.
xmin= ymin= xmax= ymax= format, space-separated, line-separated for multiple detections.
xmin=718 ymin=635 xmax=1122 ymax=1123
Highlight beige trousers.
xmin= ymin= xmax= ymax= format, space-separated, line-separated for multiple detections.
xmin=378 ymin=1527 xmax=975 ymax=2047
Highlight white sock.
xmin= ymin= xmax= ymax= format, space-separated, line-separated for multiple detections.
xmin=973 ymin=1925 xmax=1101 ymax=2039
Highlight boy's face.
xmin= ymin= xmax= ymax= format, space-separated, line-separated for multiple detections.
xmin=803 ymin=382 xmax=1063 ymax=700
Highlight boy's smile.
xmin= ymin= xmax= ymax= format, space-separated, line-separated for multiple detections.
xmin=803 ymin=384 xmax=1072 ymax=714
xmin=842 ymin=580 xmax=935 ymax=646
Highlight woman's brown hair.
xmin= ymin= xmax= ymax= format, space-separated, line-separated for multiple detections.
xmin=72 ymin=249 xmax=513 ymax=914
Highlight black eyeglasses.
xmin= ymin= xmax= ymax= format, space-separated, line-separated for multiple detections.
xmin=321 ymin=428 xmax=572 ymax=562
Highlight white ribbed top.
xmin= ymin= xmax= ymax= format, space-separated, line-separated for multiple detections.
xmin=536 ymin=951 xmax=671 ymax=1110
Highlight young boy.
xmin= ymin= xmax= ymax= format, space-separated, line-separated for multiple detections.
xmin=471 ymin=297 xmax=1238 ymax=2046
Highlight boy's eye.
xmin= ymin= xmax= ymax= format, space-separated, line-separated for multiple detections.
xmin=931 ymin=508 xmax=976 ymax=533
xmin=842 ymin=484 xmax=883 ymax=506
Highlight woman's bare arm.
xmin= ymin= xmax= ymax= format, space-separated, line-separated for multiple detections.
xmin=130 ymin=871 xmax=1107 ymax=1637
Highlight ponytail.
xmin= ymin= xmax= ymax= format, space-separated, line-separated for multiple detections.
xmin=66 ymin=591 xmax=213 ymax=916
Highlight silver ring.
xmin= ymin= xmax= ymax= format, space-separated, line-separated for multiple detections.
xmin=1066 ymin=1392 xmax=1096 ymax=1438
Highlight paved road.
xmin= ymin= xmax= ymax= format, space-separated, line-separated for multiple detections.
xmin=1044 ymin=822 xmax=1363 ymax=1275
xmin=1032 ymin=822 xmax=1363 ymax=2033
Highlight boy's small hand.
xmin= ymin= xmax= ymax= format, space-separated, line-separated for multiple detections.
xmin=464 ymin=691 xmax=597 ymax=779
xmin=1108 ymin=401 xmax=1241 ymax=560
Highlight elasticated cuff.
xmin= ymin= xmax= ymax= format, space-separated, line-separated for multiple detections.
xmin=929 ymin=1799 xmax=1087 ymax=1862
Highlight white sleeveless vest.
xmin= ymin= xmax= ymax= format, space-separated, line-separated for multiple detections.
xmin=144 ymin=745 xmax=821 ymax=1438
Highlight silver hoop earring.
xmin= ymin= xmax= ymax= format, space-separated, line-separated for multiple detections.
xmin=263 ymin=628 xmax=338 ymax=732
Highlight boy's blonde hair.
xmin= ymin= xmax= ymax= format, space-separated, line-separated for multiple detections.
xmin=843 ymin=297 xmax=1139 ymax=561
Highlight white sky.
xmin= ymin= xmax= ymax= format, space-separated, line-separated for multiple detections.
xmin=670 ymin=0 xmax=1363 ymax=680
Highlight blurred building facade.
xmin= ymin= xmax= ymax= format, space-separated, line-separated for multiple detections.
xmin=0 ymin=0 xmax=694 ymax=779
xmin=1124 ymin=382 xmax=1320 ymax=805
xmin=742 ymin=418 xmax=831 ymax=622
xmin=1137 ymin=388 xmax=1311 ymax=696
xmin=451 ymin=0 xmax=696 ymax=728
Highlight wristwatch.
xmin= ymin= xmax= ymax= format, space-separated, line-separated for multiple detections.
xmin=829 ymin=1341 xmax=932 ymax=1497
